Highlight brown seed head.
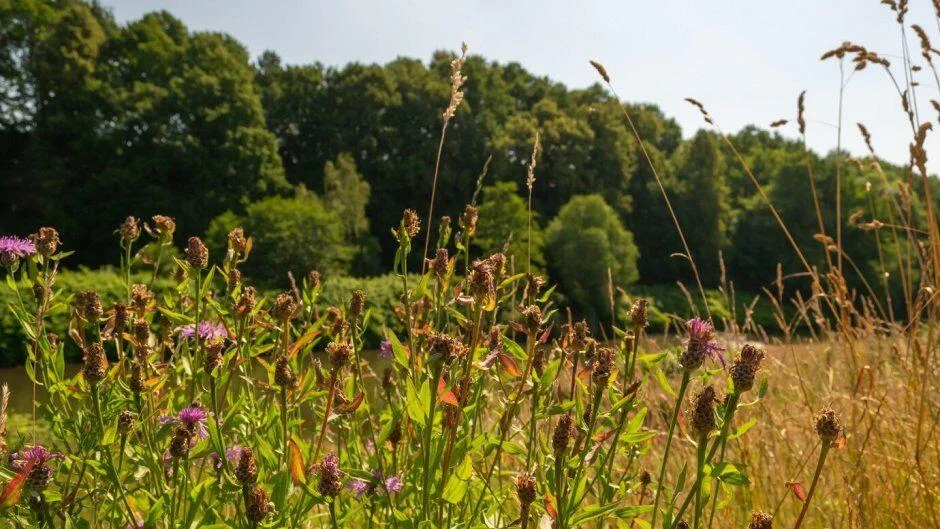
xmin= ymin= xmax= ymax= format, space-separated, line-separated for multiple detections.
xmin=630 ymin=299 xmax=649 ymax=329
xmin=236 ymin=447 xmax=258 ymax=486
xmin=82 ymin=342 xmax=107 ymax=385
xmin=553 ymin=413 xmax=576 ymax=457
xmin=429 ymin=248 xmax=449 ymax=279
xmin=688 ymin=386 xmax=717 ymax=437
xmin=205 ymin=341 xmax=224 ymax=374
xmin=76 ymin=290 xmax=103 ymax=321
xmin=317 ymin=452 xmax=342 ymax=497
xmin=427 ymin=332 xmax=466 ymax=364
xmin=515 ymin=473 xmax=537 ymax=506
xmin=271 ymin=292 xmax=297 ymax=322
xmin=34 ymin=227 xmax=60 ymax=256
xmin=730 ymin=344 xmax=766 ymax=393
xmin=814 ymin=406 xmax=843 ymax=442
xmin=458 ymin=204 xmax=478 ymax=237
xmin=117 ymin=410 xmax=136 ymax=435
xmin=402 ymin=209 xmax=421 ymax=239
xmin=244 ymin=486 xmax=272 ymax=523
xmin=130 ymin=284 xmax=153 ymax=313
xmin=129 ymin=359 xmax=145 ymax=394
xmin=113 ymin=303 xmax=129 ymax=334
xmin=521 ymin=305 xmax=542 ymax=335
xmin=236 ymin=286 xmax=257 ymax=316
xmin=592 ymin=347 xmax=616 ymax=387
xmin=119 ymin=216 xmax=140 ymax=242
xmin=185 ymin=237 xmax=208 ymax=269
xmin=228 ymin=227 xmax=248 ymax=257
xmin=168 ymin=425 xmax=192 ymax=459
xmin=589 ymin=60 xmax=610 ymax=83
xmin=327 ymin=341 xmax=352 ymax=371
xmin=349 ymin=289 xmax=367 ymax=321
xmin=748 ymin=511 xmax=774 ymax=529
xmin=150 ymin=215 xmax=175 ymax=238
xmin=274 ymin=356 xmax=297 ymax=389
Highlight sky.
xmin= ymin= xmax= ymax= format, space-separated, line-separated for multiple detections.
xmin=105 ymin=0 xmax=939 ymax=173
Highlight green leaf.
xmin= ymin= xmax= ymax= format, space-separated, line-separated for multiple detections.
xmin=729 ymin=418 xmax=756 ymax=439
xmin=406 ymin=379 xmax=426 ymax=427
xmin=441 ymin=475 xmax=467 ymax=504
xmin=388 ymin=332 xmax=408 ymax=368
xmin=653 ymin=367 xmax=675 ymax=397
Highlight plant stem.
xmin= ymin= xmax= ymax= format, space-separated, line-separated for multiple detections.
xmin=650 ymin=370 xmax=691 ymax=529
xmin=692 ymin=434 xmax=708 ymax=529
xmin=793 ymin=440 xmax=832 ymax=529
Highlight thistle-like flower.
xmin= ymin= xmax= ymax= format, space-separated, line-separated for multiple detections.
xmin=427 ymin=332 xmax=466 ymax=365
xmin=181 ymin=321 xmax=227 ymax=342
xmin=11 ymin=445 xmax=63 ymax=491
xmin=244 ymin=486 xmax=273 ymax=523
xmin=591 ymin=346 xmax=616 ymax=387
xmin=458 ymin=204 xmax=478 ymax=238
xmin=327 ymin=341 xmax=352 ymax=371
xmin=149 ymin=215 xmax=175 ymax=239
xmin=729 ymin=344 xmax=766 ymax=393
xmin=119 ymin=216 xmax=140 ymax=242
xmin=76 ymin=290 xmax=103 ymax=321
xmin=348 ymin=289 xmax=366 ymax=321
xmin=679 ymin=317 xmax=724 ymax=371
xmin=185 ymin=236 xmax=208 ymax=269
xmin=235 ymin=447 xmax=259 ymax=486
xmin=318 ymin=452 xmax=343 ymax=497
xmin=0 ymin=236 xmax=36 ymax=267
xmin=552 ymin=413 xmax=576 ymax=457
xmin=688 ymin=386 xmax=718 ymax=437
xmin=274 ymin=356 xmax=297 ymax=389
xmin=748 ymin=511 xmax=774 ymax=529
xmin=271 ymin=292 xmax=297 ymax=322
xmin=33 ymin=227 xmax=60 ymax=256
xmin=814 ymin=406 xmax=843 ymax=442
xmin=630 ymin=299 xmax=649 ymax=329
xmin=131 ymin=284 xmax=153 ymax=313
xmin=82 ymin=342 xmax=107 ymax=385
xmin=228 ymin=227 xmax=248 ymax=258
xmin=117 ymin=410 xmax=136 ymax=435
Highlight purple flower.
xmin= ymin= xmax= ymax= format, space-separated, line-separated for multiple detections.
xmin=160 ymin=406 xmax=209 ymax=440
xmin=379 ymin=339 xmax=393 ymax=359
xmin=347 ymin=478 xmax=371 ymax=498
xmin=685 ymin=317 xmax=725 ymax=366
xmin=226 ymin=445 xmax=245 ymax=462
xmin=0 ymin=236 xmax=36 ymax=265
xmin=11 ymin=445 xmax=62 ymax=470
xmin=384 ymin=474 xmax=403 ymax=494
xmin=180 ymin=321 xmax=227 ymax=341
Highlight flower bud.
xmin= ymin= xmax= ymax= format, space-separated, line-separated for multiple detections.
xmin=185 ymin=237 xmax=208 ymax=269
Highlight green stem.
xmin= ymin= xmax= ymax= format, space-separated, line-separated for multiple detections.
xmin=650 ymin=370 xmax=691 ymax=529
xmin=421 ymin=364 xmax=442 ymax=522
xmin=692 ymin=434 xmax=708 ymax=529
xmin=792 ymin=441 xmax=832 ymax=529
xmin=562 ymin=386 xmax=604 ymax=525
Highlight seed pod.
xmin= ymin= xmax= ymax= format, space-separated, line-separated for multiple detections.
xmin=348 ymin=289 xmax=366 ymax=321
xmin=630 ymin=299 xmax=649 ymax=329
xmin=236 ymin=447 xmax=258 ymax=486
xmin=244 ymin=486 xmax=272 ymax=523
xmin=729 ymin=344 xmax=766 ymax=393
xmin=553 ymin=414 xmax=575 ymax=457
xmin=327 ymin=341 xmax=352 ymax=371
xmin=82 ymin=342 xmax=107 ymax=385
xmin=117 ymin=411 xmax=136 ymax=435
xmin=168 ymin=426 xmax=192 ymax=459
xmin=748 ymin=511 xmax=774 ymax=529
xmin=34 ymin=227 xmax=60 ymax=256
xmin=814 ymin=406 xmax=843 ymax=442
xmin=591 ymin=347 xmax=615 ymax=387
xmin=185 ymin=237 xmax=208 ymax=269
xmin=688 ymin=386 xmax=717 ymax=437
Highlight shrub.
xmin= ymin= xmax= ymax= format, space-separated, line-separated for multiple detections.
xmin=545 ymin=194 xmax=639 ymax=321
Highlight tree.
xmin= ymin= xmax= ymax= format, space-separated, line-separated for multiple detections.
xmin=545 ymin=195 xmax=639 ymax=322
xmin=207 ymin=191 xmax=353 ymax=287
xmin=473 ymin=181 xmax=545 ymax=273
xmin=323 ymin=153 xmax=370 ymax=238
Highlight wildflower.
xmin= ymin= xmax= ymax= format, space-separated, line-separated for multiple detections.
xmin=379 ymin=339 xmax=393 ymax=359
xmin=384 ymin=473 xmax=403 ymax=494
xmin=348 ymin=289 xmax=366 ymax=321
xmin=318 ymin=452 xmax=343 ymax=497
xmin=524 ymin=273 xmax=545 ymax=301
xmin=75 ymin=290 xmax=103 ymax=321
xmin=82 ymin=342 xmax=107 ymax=385
xmin=117 ymin=411 xmax=136 ymax=435
xmin=205 ymin=341 xmax=224 ymax=374
xmin=679 ymin=317 xmax=724 ymax=371
xmin=427 ymin=332 xmax=465 ymax=365
xmin=552 ymin=414 xmax=576 ymax=457
xmin=180 ymin=321 xmax=227 ymax=342
xmin=520 ymin=305 xmax=542 ymax=335
xmin=348 ymin=477 xmax=373 ymax=499
xmin=168 ymin=426 xmax=192 ymax=459
xmin=402 ymin=209 xmax=421 ymax=239
xmin=149 ymin=215 xmax=176 ymax=239
xmin=227 ymin=268 xmax=241 ymax=290
xmin=228 ymin=227 xmax=248 ymax=257
xmin=244 ymin=486 xmax=273 ymax=523
xmin=814 ymin=406 xmax=843 ymax=442
xmin=236 ymin=286 xmax=257 ymax=316
xmin=729 ymin=344 xmax=766 ymax=393
xmin=515 ymin=473 xmax=536 ymax=528
xmin=271 ymin=292 xmax=297 ymax=322
xmin=630 ymin=299 xmax=649 ymax=329
xmin=469 ymin=259 xmax=495 ymax=302
xmin=639 ymin=469 xmax=652 ymax=487
xmin=275 ymin=356 xmax=297 ymax=389
xmin=130 ymin=284 xmax=153 ymax=313
xmin=688 ymin=386 xmax=718 ymax=437
xmin=308 ymin=269 xmax=322 ymax=289
xmin=161 ymin=406 xmax=209 ymax=440
xmin=458 ymin=204 xmax=478 ymax=238
xmin=0 ymin=236 xmax=36 ymax=267
xmin=327 ymin=341 xmax=352 ymax=371
xmin=119 ymin=216 xmax=139 ymax=242
xmin=185 ymin=236 xmax=208 ymax=269
xmin=33 ymin=227 xmax=60 ymax=256
xmin=592 ymin=346 xmax=616 ymax=387
xmin=11 ymin=445 xmax=62 ymax=491
xmin=235 ymin=447 xmax=258 ymax=486
xmin=748 ymin=511 xmax=774 ymax=529
xmin=134 ymin=320 xmax=149 ymax=346
xmin=129 ymin=359 xmax=145 ymax=394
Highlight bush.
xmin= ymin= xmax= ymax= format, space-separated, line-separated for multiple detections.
xmin=316 ymin=274 xmax=417 ymax=348
xmin=545 ymin=194 xmax=639 ymax=322
xmin=206 ymin=192 xmax=354 ymax=287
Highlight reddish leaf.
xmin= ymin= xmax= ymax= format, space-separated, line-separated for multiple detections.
xmin=439 ymin=390 xmax=459 ymax=406
xmin=538 ymin=324 xmax=554 ymax=344
xmin=288 ymin=439 xmax=306 ymax=485
xmin=544 ymin=491 xmax=557 ymax=519
xmin=498 ymin=353 xmax=523 ymax=378
xmin=334 ymin=392 xmax=364 ymax=415
xmin=0 ymin=461 xmax=34 ymax=510
xmin=787 ymin=481 xmax=806 ymax=502
xmin=593 ymin=429 xmax=614 ymax=443
xmin=835 ymin=436 xmax=847 ymax=449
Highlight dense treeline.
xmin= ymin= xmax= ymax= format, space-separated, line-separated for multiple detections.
xmin=2 ymin=0 xmax=937 ymax=320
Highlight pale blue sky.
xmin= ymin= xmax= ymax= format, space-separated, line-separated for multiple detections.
xmin=105 ymin=0 xmax=939 ymax=173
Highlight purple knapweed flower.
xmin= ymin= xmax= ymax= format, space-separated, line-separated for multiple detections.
xmin=384 ymin=474 xmax=404 ymax=494
xmin=379 ymin=339 xmax=393 ymax=359
xmin=0 ymin=236 xmax=36 ymax=266
xmin=11 ymin=445 xmax=62 ymax=470
xmin=180 ymin=321 xmax=227 ymax=341
xmin=347 ymin=478 xmax=371 ymax=498
xmin=159 ymin=406 xmax=209 ymax=440
xmin=684 ymin=317 xmax=725 ymax=367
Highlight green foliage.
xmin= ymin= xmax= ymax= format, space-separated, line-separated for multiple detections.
xmin=317 ymin=274 xmax=416 ymax=348
xmin=545 ymin=194 xmax=638 ymax=321
xmin=209 ymin=193 xmax=354 ymax=287
xmin=323 ymin=152 xmax=371 ymax=239
xmin=473 ymin=181 xmax=545 ymax=273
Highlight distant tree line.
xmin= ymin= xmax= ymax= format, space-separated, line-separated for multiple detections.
xmin=2 ymin=0 xmax=936 ymax=320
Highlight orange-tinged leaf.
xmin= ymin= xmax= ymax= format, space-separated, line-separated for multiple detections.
xmin=787 ymin=481 xmax=806 ymax=502
xmin=289 ymin=330 xmax=320 ymax=358
xmin=498 ymin=353 xmax=522 ymax=378
xmin=0 ymin=461 xmax=34 ymax=510
xmin=545 ymin=491 xmax=557 ymax=519
xmin=439 ymin=389 xmax=459 ymax=406
xmin=334 ymin=392 xmax=364 ymax=415
xmin=288 ymin=439 xmax=306 ymax=485
xmin=835 ymin=436 xmax=847 ymax=449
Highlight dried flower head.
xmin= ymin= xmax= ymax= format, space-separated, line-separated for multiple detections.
xmin=589 ymin=60 xmax=610 ymax=83
xmin=814 ymin=406 xmax=843 ymax=442
xmin=349 ymin=289 xmax=367 ymax=321
xmin=236 ymin=286 xmax=257 ymax=316
xmin=515 ymin=473 xmax=537 ymax=506
xmin=236 ymin=447 xmax=259 ymax=486
xmin=244 ymin=486 xmax=273 ymax=523
xmin=130 ymin=284 xmax=153 ymax=313
xmin=552 ymin=413 xmax=576 ymax=457
xmin=117 ymin=410 xmax=136 ymax=435
xmin=76 ymin=290 xmax=103 ymax=321
xmin=429 ymin=247 xmax=449 ymax=279
xmin=730 ymin=344 xmax=766 ymax=393
xmin=459 ymin=204 xmax=479 ymax=238
xmin=11 ymin=446 xmax=62 ymax=491
xmin=227 ymin=267 xmax=241 ymax=290
xmin=318 ymin=452 xmax=343 ymax=497
xmin=469 ymin=259 xmax=495 ymax=301
xmin=119 ymin=216 xmax=140 ymax=242
xmin=402 ymin=209 xmax=421 ymax=239
xmin=748 ymin=511 xmax=774 ymax=529
xmin=592 ymin=346 xmax=616 ymax=387
xmin=34 ymin=227 xmax=60 ymax=256
xmin=185 ymin=236 xmax=208 ymax=269
xmin=327 ymin=341 xmax=352 ymax=371
xmin=630 ymin=299 xmax=649 ymax=329
xmin=82 ymin=342 xmax=107 ymax=385
xmin=308 ymin=269 xmax=322 ymax=289
xmin=639 ymin=470 xmax=652 ymax=486
xmin=688 ymin=386 xmax=718 ymax=437
xmin=112 ymin=303 xmax=129 ymax=334
xmin=205 ymin=341 xmax=224 ymax=374
xmin=427 ymin=332 xmax=466 ymax=364
xmin=168 ymin=425 xmax=192 ymax=459
xmin=271 ymin=292 xmax=297 ymax=322
xmin=228 ymin=227 xmax=248 ymax=257
xmin=388 ymin=421 xmax=403 ymax=446
xmin=274 ymin=356 xmax=297 ymax=389
xmin=129 ymin=359 xmax=145 ymax=394
xmin=150 ymin=215 xmax=175 ymax=239
xmin=520 ymin=305 xmax=542 ymax=335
